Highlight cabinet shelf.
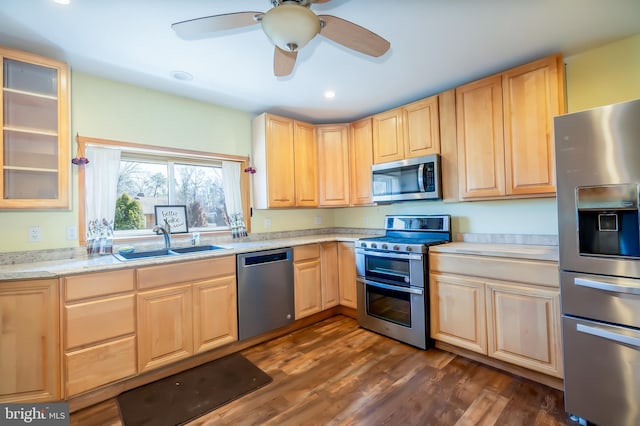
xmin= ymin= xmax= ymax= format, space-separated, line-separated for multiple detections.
xmin=4 ymin=165 xmax=58 ymax=173
xmin=4 ymin=125 xmax=58 ymax=137
xmin=3 ymin=87 xmax=58 ymax=101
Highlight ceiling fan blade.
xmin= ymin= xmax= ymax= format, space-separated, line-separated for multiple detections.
xmin=274 ymin=47 xmax=298 ymax=77
xmin=172 ymin=12 xmax=262 ymax=40
xmin=318 ymin=15 xmax=390 ymax=57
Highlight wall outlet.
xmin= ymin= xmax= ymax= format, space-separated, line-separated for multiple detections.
xmin=314 ymin=216 xmax=322 ymax=225
xmin=264 ymin=218 xmax=271 ymax=229
xmin=66 ymin=225 xmax=78 ymax=240
xmin=363 ymin=216 xmax=369 ymax=226
xmin=28 ymin=226 xmax=42 ymax=242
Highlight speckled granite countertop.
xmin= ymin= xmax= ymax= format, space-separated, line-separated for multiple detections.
xmin=430 ymin=242 xmax=559 ymax=262
xmin=0 ymin=234 xmax=369 ymax=281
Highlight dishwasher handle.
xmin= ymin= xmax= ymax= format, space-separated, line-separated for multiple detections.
xmin=239 ymin=248 xmax=292 ymax=267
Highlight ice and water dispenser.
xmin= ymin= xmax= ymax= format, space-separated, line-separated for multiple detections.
xmin=576 ymin=184 xmax=640 ymax=257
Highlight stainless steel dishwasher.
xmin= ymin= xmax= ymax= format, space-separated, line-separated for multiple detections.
xmin=237 ymin=247 xmax=294 ymax=340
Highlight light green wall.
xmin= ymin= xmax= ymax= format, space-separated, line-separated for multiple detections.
xmin=2 ymin=33 xmax=639 ymax=253
xmin=333 ymin=198 xmax=558 ymax=235
xmin=565 ymin=33 xmax=640 ymax=113
xmin=1 ymin=72 xmax=250 ymax=253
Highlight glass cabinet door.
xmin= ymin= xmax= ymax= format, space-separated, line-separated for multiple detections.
xmin=0 ymin=47 xmax=69 ymax=209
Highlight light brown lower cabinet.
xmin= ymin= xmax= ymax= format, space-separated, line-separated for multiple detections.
xmin=137 ymin=284 xmax=194 ymax=372
xmin=295 ymin=242 xmax=357 ymax=318
xmin=337 ymin=242 xmax=357 ymax=309
xmin=485 ymin=281 xmax=562 ymax=378
xmin=137 ymin=256 xmax=238 ymax=373
xmin=294 ymin=244 xmax=323 ymax=319
xmin=429 ymin=251 xmax=563 ymax=379
xmin=63 ymin=269 xmax=137 ymax=397
xmin=192 ymin=275 xmax=238 ymax=353
xmin=320 ymin=242 xmax=340 ymax=309
xmin=429 ymin=273 xmax=487 ymax=354
xmin=0 ymin=279 xmax=60 ymax=403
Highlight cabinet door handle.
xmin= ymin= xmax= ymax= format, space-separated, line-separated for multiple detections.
xmin=576 ymin=323 xmax=640 ymax=348
xmin=574 ymin=277 xmax=640 ymax=295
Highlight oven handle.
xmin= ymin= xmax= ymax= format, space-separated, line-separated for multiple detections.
xmin=574 ymin=277 xmax=640 ymax=295
xmin=355 ymin=248 xmax=423 ymax=261
xmin=576 ymin=323 xmax=640 ymax=348
xmin=360 ymin=278 xmax=424 ymax=295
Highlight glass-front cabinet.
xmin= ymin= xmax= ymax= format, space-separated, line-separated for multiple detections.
xmin=1 ymin=46 xmax=69 ymax=209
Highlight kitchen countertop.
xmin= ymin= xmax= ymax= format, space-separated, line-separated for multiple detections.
xmin=0 ymin=233 xmax=369 ymax=281
xmin=430 ymin=242 xmax=559 ymax=262
xmin=1 ymin=234 xmax=560 ymax=281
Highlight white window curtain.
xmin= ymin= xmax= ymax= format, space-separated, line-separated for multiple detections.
xmin=221 ymin=161 xmax=247 ymax=238
xmin=85 ymin=146 xmax=121 ymax=255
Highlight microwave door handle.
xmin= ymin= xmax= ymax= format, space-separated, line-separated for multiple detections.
xmin=576 ymin=323 xmax=640 ymax=348
xmin=362 ymin=279 xmax=424 ymax=295
xmin=417 ymin=163 xmax=426 ymax=192
xmin=574 ymin=277 xmax=640 ymax=295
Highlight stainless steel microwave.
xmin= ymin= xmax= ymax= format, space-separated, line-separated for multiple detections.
xmin=371 ymin=154 xmax=441 ymax=202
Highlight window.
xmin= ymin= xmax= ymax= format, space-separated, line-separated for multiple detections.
xmin=76 ymin=136 xmax=250 ymax=244
xmin=115 ymin=156 xmax=228 ymax=235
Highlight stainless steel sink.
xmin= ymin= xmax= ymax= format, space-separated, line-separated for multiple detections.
xmin=113 ymin=245 xmax=227 ymax=261
xmin=170 ymin=245 xmax=227 ymax=254
xmin=113 ymin=248 xmax=178 ymax=262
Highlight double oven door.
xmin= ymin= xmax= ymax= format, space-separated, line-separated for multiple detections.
xmin=355 ymin=248 xmax=429 ymax=349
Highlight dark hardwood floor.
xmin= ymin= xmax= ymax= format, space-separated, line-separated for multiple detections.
xmin=71 ymin=316 xmax=573 ymax=426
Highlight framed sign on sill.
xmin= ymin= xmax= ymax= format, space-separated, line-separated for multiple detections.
xmin=154 ymin=205 xmax=188 ymax=234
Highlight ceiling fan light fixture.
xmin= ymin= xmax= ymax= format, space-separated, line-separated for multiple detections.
xmin=261 ymin=4 xmax=320 ymax=52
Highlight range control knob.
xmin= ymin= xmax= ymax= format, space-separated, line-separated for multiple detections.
xmin=393 ymin=245 xmax=400 ymax=251
xmin=381 ymin=244 xmax=388 ymax=250
xmin=371 ymin=243 xmax=378 ymax=249
xmin=360 ymin=242 xmax=367 ymax=248
xmin=406 ymin=246 xmax=413 ymax=252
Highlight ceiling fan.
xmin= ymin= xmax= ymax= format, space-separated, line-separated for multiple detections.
xmin=171 ymin=0 xmax=391 ymax=77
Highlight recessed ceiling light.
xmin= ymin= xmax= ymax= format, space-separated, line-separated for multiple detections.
xmin=53 ymin=0 xmax=71 ymax=5
xmin=171 ymin=71 xmax=193 ymax=82
xmin=324 ymin=90 xmax=336 ymax=99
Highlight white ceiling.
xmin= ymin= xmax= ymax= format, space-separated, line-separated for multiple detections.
xmin=1 ymin=0 xmax=639 ymax=123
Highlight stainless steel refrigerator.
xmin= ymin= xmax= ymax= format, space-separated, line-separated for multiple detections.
xmin=555 ymin=98 xmax=640 ymax=426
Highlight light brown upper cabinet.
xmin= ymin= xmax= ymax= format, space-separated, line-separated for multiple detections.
xmin=251 ymin=113 xmax=318 ymax=208
xmin=317 ymin=124 xmax=350 ymax=207
xmin=403 ymin=96 xmax=441 ymax=158
xmin=293 ymin=121 xmax=318 ymax=207
xmin=372 ymin=108 xmax=404 ymax=163
xmin=0 ymin=46 xmax=70 ymax=209
xmin=372 ymin=95 xmax=441 ymax=164
xmin=349 ymin=117 xmax=374 ymax=205
xmin=456 ymin=54 xmax=565 ymax=200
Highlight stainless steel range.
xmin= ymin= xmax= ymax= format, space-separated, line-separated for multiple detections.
xmin=355 ymin=215 xmax=451 ymax=349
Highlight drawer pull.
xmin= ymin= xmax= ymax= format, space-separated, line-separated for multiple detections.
xmin=576 ymin=323 xmax=640 ymax=348
xmin=574 ymin=277 xmax=640 ymax=295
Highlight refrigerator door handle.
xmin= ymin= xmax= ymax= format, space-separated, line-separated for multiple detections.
xmin=576 ymin=323 xmax=640 ymax=348
xmin=574 ymin=277 xmax=640 ymax=295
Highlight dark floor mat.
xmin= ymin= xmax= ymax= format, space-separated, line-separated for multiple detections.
xmin=117 ymin=353 xmax=272 ymax=426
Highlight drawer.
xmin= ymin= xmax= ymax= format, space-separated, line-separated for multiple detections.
xmin=65 ymin=294 xmax=135 ymax=349
xmin=429 ymin=252 xmax=559 ymax=288
xmin=65 ymin=269 xmax=135 ymax=301
xmin=65 ymin=336 xmax=136 ymax=397
xmin=137 ymin=255 xmax=235 ymax=290
xmin=294 ymin=244 xmax=320 ymax=262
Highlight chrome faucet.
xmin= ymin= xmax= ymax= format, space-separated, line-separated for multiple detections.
xmin=153 ymin=219 xmax=172 ymax=249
